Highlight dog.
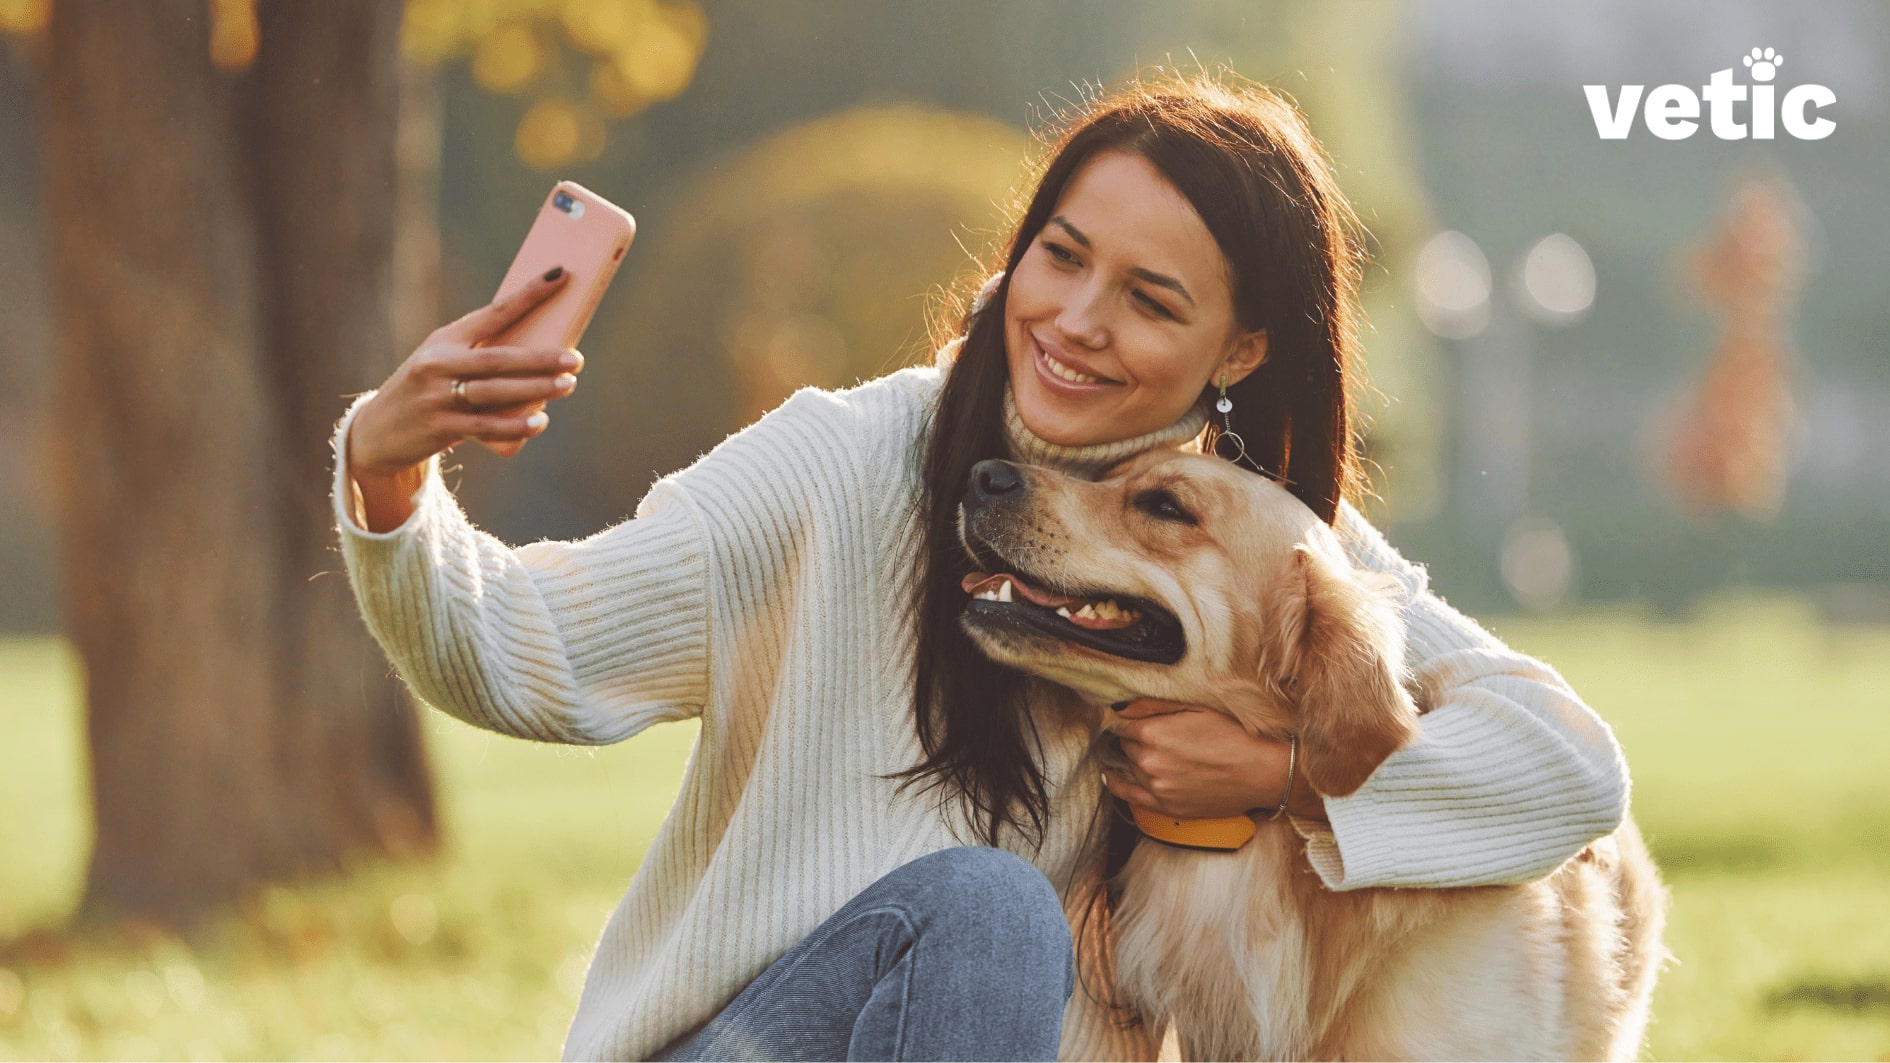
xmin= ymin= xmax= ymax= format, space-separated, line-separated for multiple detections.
xmin=956 ymin=451 xmax=1666 ymax=1061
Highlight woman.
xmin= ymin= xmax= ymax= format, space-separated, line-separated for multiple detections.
xmin=336 ymin=74 xmax=1626 ymax=1061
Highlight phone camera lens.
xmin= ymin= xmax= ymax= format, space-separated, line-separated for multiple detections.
xmin=553 ymin=191 xmax=575 ymax=213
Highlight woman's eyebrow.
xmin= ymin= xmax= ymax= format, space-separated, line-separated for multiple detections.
xmin=1048 ymin=215 xmax=1196 ymax=308
xmin=1050 ymin=215 xmax=1093 ymax=249
xmin=1129 ymin=267 xmax=1195 ymax=308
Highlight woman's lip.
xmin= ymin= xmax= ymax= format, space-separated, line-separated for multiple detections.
xmin=1031 ymin=335 xmax=1119 ymax=390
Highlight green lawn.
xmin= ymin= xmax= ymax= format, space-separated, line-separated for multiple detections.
xmin=1 ymin=597 xmax=1887 ymax=1060
xmin=1494 ymin=599 xmax=1890 ymax=1061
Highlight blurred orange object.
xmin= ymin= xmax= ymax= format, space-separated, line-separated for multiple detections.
xmin=1660 ymin=174 xmax=1805 ymax=521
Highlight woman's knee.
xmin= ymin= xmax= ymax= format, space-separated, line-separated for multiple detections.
xmin=893 ymin=846 xmax=1060 ymax=908
xmin=874 ymin=847 xmax=1072 ymax=971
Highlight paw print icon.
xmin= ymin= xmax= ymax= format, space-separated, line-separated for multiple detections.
xmin=1744 ymin=47 xmax=1784 ymax=82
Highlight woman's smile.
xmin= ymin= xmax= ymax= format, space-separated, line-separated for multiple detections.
xmin=1030 ymin=332 xmax=1120 ymax=389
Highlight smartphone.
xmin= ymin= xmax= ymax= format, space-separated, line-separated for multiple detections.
xmin=478 ymin=180 xmax=636 ymax=454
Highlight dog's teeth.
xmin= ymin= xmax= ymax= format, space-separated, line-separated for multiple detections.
xmin=1056 ymin=606 xmax=1072 ymax=619
xmin=1096 ymin=601 xmax=1119 ymax=619
xmin=996 ymin=579 xmax=1013 ymax=604
xmin=1075 ymin=604 xmax=1097 ymax=619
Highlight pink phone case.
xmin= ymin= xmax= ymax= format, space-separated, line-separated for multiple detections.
xmin=478 ymin=181 xmax=636 ymax=454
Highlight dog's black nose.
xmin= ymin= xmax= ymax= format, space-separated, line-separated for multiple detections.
xmin=969 ymin=459 xmax=1024 ymax=503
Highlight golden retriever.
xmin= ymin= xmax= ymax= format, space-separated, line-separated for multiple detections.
xmin=956 ymin=450 xmax=1666 ymax=1061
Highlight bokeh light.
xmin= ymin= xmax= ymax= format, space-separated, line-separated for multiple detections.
xmin=165 ymin=962 xmax=206 ymax=1011
xmin=0 ymin=0 xmax=50 ymax=35
xmin=1414 ymin=229 xmax=1492 ymax=339
xmin=1515 ymin=232 xmax=1596 ymax=324
xmin=388 ymin=894 xmax=438 ymax=947
xmin=207 ymin=0 xmax=259 ymax=72
xmin=471 ymin=23 xmax=548 ymax=94
xmin=589 ymin=58 xmax=648 ymax=117
xmin=612 ymin=6 xmax=702 ymax=102
xmin=397 ymin=0 xmax=708 ymax=164
xmin=514 ymin=97 xmax=584 ymax=169
xmin=1501 ymin=515 xmax=1576 ymax=611
xmin=398 ymin=0 xmax=467 ymax=67
xmin=561 ymin=0 xmax=648 ymax=55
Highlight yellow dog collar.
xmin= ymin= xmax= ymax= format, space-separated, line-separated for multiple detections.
xmin=1130 ymin=806 xmax=1257 ymax=851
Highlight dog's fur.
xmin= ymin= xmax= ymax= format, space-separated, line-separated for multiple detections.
xmin=958 ymin=451 xmax=1666 ymax=1061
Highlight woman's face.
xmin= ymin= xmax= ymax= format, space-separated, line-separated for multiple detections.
xmin=1004 ymin=149 xmax=1267 ymax=448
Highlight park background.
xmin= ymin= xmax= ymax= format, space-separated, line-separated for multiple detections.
xmin=1 ymin=0 xmax=1887 ymax=1058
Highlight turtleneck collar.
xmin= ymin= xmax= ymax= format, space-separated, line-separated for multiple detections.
xmin=1001 ymin=384 xmax=1210 ymax=479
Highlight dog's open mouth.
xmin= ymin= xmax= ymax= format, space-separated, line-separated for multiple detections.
xmin=958 ymin=566 xmax=1185 ymax=664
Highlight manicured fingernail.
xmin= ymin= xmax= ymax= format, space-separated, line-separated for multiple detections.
xmin=1110 ymin=700 xmax=1131 ymax=712
xmin=559 ymin=350 xmax=582 ymax=369
xmin=554 ymin=373 xmax=577 ymax=390
xmin=526 ymin=411 xmax=549 ymax=430
xmin=542 ymin=266 xmax=564 ymax=281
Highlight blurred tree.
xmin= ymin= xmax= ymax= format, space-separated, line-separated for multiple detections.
xmin=402 ymin=0 xmax=707 ymax=170
xmin=38 ymin=0 xmax=437 ymax=927
xmin=22 ymin=0 xmax=710 ymax=929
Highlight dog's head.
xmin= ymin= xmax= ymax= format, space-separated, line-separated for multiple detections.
xmin=957 ymin=450 xmax=1418 ymax=797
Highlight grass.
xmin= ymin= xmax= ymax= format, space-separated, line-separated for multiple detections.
xmin=1483 ymin=597 xmax=1890 ymax=1061
xmin=2 ymin=596 xmax=1888 ymax=1060
xmin=0 ymin=636 xmax=700 ymax=1061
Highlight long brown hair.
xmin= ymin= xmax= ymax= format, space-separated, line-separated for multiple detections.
xmin=902 ymin=72 xmax=1370 ymax=848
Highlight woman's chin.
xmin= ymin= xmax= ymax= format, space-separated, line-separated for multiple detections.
xmin=1013 ymin=375 xmax=1170 ymax=448
xmin=1013 ymin=397 xmax=1088 ymax=446
xmin=1014 ymin=395 xmax=1103 ymax=448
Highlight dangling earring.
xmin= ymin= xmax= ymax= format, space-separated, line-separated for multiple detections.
xmin=1215 ymin=373 xmax=1248 ymax=465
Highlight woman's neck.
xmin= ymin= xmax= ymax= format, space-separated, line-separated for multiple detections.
xmin=1001 ymin=385 xmax=1209 ymax=479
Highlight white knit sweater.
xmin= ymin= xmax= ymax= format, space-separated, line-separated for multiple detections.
xmin=330 ymin=364 xmax=1627 ymax=1061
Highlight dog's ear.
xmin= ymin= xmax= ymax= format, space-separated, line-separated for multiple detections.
xmin=1288 ymin=541 xmax=1420 ymax=798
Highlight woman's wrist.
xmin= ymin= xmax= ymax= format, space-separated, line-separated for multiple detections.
xmin=343 ymin=413 xmax=433 ymax=532
xmin=1247 ymin=736 xmax=1327 ymax=824
xmin=350 ymin=460 xmax=428 ymax=494
xmin=347 ymin=459 xmax=430 ymax=533
xmin=1284 ymin=783 xmax=1328 ymax=823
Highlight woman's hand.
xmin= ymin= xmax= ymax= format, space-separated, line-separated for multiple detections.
xmin=1102 ymin=699 xmax=1327 ymax=823
xmin=346 ymin=268 xmax=583 ymax=530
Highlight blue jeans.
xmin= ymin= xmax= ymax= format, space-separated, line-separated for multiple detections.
xmin=653 ymin=847 xmax=1075 ymax=1061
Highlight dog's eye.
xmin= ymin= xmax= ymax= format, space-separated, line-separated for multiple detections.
xmin=1133 ymin=489 xmax=1197 ymax=525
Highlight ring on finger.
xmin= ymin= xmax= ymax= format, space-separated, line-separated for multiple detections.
xmin=450 ymin=378 xmax=475 ymax=412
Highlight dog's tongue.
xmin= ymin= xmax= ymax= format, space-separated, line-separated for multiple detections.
xmin=960 ymin=571 xmax=1081 ymax=609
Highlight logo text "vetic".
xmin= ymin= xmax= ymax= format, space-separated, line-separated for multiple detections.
xmin=1584 ymin=48 xmax=1835 ymax=141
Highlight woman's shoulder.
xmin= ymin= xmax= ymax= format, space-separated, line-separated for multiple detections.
xmin=745 ymin=363 xmax=943 ymax=468
xmin=656 ymin=364 xmax=942 ymax=509
xmin=702 ymin=363 xmax=938 ymax=448
xmin=780 ymin=363 xmax=943 ymax=430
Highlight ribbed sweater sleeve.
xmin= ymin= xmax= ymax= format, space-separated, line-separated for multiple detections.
xmin=329 ymin=392 xmax=710 ymax=744
xmin=1292 ymin=503 xmax=1631 ymax=890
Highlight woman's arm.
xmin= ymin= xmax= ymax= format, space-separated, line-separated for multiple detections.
xmin=1297 ymin=504 xmax=1629 ymax=889
xmin=332 ymin=392 xmax=711 ymax=744
xmin=332 ymin=364 xmax=914 ymax=749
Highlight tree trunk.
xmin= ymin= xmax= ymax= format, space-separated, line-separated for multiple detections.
xmin=43 ymin=0 xmax=437 ymax=928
